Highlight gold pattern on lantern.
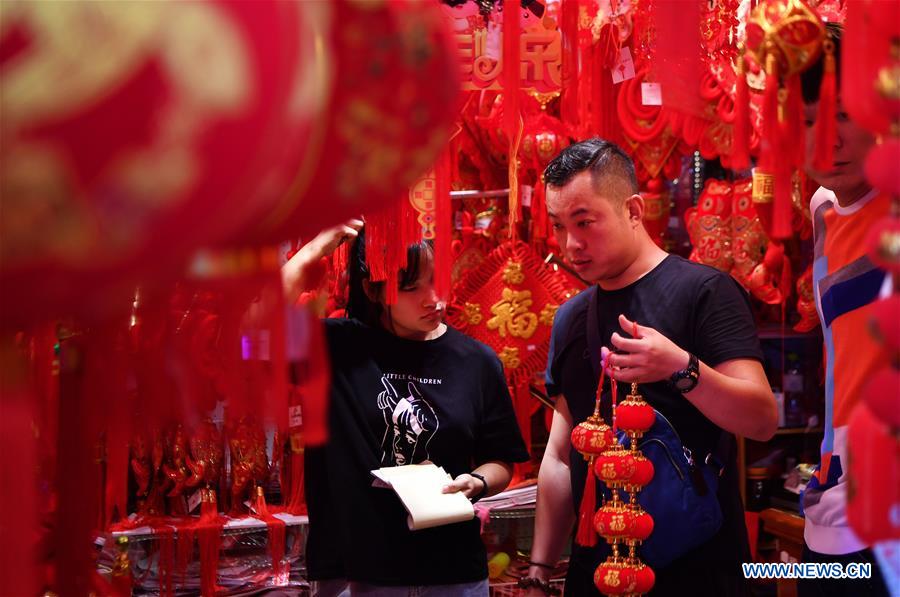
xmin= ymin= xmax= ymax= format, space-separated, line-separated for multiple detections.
xmin=462 ymin=302 xmax=483 ymax=325
xmin=539 ymin=303 xmax=559 ymax=326
xmin=604 ymin=569 xmax=621 ymax=587
xmin=600 ymin=462 xmax=616 ymax=479
xmin=502 ymin=260 xmax=525 ymax=284
xmin=610 ymin=515 xmax=626 ymax=532
xmin=498 ymin=346 xmax=521 ymax=369
xmin=488 ymin=288 xmax=538 ymax=338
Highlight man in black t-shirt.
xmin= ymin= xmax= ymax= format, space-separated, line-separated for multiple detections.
xmin=524 ymin=139 xmax=777 ymax=596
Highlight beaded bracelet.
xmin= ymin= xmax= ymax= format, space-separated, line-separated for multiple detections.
xmin=516 ymin=576 xmax=561 ymax=596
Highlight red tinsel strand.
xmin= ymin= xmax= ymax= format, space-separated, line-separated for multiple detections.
xmin=152 ymin=525 xmax=175 ymax=597
xmin=175 ymin=526 xmax=196 ymax=586
xmin=434 ymin=150 xmax=453 ymax=300
xmin=531 ymin=177 xmax=549 ymax=242
xmin=575 ymin=457 xmax=598 ymax=547
xmin=197 ymin=496 xmax=224 ymax=597
xmin=787 ymin=76 xmax=806 ymax=170
xmin=731 ymin=54 xmax=751 ymax=170
xmin=560 ymin=0 xmax=579 ymax=130
xmin=0 ymin=344 xmax=38 ymax=597
xmin=504 ymin=0 xmax=522 ymax=240
xmin=813 ymin=40 xmax=837 ymax=173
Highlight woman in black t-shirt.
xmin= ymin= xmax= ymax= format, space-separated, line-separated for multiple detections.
xmin=283 ymin=223 xmax=529 ymax=596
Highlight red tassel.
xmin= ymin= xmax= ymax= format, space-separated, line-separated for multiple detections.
xmin=175 ymin=525 xmax=196 ymax=586
xmin=760 ymin=56 xmax=780 ymax=174
xmin=575 ymin=459 xmax=598 ymax=547
xmin=786 ymin=76 xmax=806 ymax=169
xmin=254 ymin=487 xmax=287 ymax=582
xmin=814 ymin=39 xmax=837 ymax=172
xmin=197 ymin=490 xmax=223 ymax=597
xmin=151 ymin=525 xmax=175 ymax=597
xmin=732 ymin=54 xmax=751 ymax=170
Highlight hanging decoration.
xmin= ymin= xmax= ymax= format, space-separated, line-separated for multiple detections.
xmin=593 ymin=381 xmax=656 ymax=596
xmin=741 ymin=0 xmax=825 ymax=240
xmin=448 ymin=240 xmax=573 ymax=477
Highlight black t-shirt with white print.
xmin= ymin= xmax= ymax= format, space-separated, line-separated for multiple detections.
xmin=305 ymin=318 xmax=529 ymax=586
xmin=546 ymin=255 xmax=764 ymax=596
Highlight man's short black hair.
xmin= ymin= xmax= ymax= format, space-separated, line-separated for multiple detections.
xmin=543 ymin=138 xmax=639 ymax=198
xmin=801 ymin=22 xmax=842 ymax=105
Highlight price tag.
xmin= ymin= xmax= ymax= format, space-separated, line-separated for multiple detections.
xmin=612 ymin=47 xmax=636 ymax=84
xmin=641 ymin=82 xmax=662 ymax=106
xmin=289 ymin=405 xmax=303 ymax=428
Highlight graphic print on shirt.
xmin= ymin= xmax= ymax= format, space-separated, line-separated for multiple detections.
xmin=377 ymin=377 xmax=439 ymax=466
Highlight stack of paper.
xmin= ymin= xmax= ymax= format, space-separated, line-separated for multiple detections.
xmin=478 ymin=479 xmax=537 ymax=510
xmin=371 ymin=464 xmax=475 ymax=530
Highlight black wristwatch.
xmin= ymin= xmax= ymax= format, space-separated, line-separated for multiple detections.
xmin=669 ymin=352 xmax=700 ymax=393
xmin=469 ymin=472 xmax=488 ymax=503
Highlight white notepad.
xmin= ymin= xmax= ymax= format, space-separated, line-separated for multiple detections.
xmin=371 ymin=464 xmax=476 ymax=530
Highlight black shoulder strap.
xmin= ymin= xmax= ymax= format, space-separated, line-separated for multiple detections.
xmin=585 ymin=285 xmax=602 ymax=379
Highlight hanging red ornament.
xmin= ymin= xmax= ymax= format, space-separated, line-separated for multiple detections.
xmin=744 ymin=0 xmax=826 ymax=240
xmin=868 ymin=296 xmax=900 ymax=357
xmin=866 ymin=215 xmax=900 ymax=275
xmin=632 ymin=562 xmax=656 ymax=594
xmin=593 ymin=559 xmax=638 ymax=595
xmin=847 ymin=398 xmax=900 ymax=545
xmin=615 ymin=384 xmax=656 ymax=435
xmin=864 ymin=140 xmax=900 ymax=198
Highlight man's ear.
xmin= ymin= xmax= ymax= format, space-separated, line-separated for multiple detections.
xmin=625 ymin=193 xmax=645 ymax=226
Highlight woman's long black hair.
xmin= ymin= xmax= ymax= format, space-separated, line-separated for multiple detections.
xmin=345 ymin=226 xmax=434 ymax=328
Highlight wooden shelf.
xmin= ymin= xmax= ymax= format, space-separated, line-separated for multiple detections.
xmin=757 ymin=326 xmax=820 ymax=340
xmin=773 ymin=426 xmax=824 ymax=436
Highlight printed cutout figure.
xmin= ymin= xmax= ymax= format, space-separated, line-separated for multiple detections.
xmin=377 ymin=378 xmax=439 ymax=466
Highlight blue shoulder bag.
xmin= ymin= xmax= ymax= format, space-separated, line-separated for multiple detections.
xmin=585 ymin=287 xmax=726 ymax=568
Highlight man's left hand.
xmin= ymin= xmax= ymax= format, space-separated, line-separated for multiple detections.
xmin=602 ymin=314 xmax=690 ymax=384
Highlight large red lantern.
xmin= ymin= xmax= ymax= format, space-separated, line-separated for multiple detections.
xmin=0 ymin=0 xmax=461 ymax=327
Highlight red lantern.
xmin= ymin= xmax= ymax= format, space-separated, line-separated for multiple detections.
xmin=843 ymin=0 xmax=900 ymax=138
xmin=594 ymin=505 xmax=631 ymax=540
xmin=864 ymin=140 xmax=900 ymax=197
xmin=847 ymin=399 xmax=900 ymax=544
xmin=862 ymin=368 xmax=900 ymax=430
xmin=615 ymin=396 xmax=656 ymax=434
xmin=624 ymin=454 xmax=655 ymax=490
xmin=869 ymin=296 xmax=900 ymax=356
xmin=594 ymin=560 xmax=637 ymax=595
xmin=632 ymin=562 xmax=656 ymax=594
xmin=866 ymin=216 xmax=900 ymax=276
xmin=572 ymin=415 xmax=615 ymax=459
xmin=594 ymin=448 xmax=636 ymax=486
xmin=628 ymin=508 xmax=655 ymax=542
xmin=0 ymin=0 xmax=461 ymax=327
